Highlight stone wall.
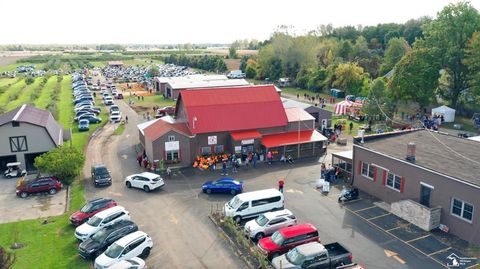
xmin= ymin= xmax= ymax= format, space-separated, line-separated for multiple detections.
xmin=390 ymin=199 xmax=441 ymax=231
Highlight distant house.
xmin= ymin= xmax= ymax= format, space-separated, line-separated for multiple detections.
xmin=0 ymin=104 xmax=69 ymax=171
xmin=281 ymin=98 xmax=332 ymax=130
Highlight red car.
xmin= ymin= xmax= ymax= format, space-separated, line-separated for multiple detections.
xmin=115 ymin=93 xmax=123 ymax=99
xmin=16 ymin=176 xmax=63 ymax=198
xmin=69 ymin=198 xmax=118 ymax=226
xmin=257 ymin=223 xmax=320 ymax=259
xmin=156 ymin=106 xmax=175 ymax=116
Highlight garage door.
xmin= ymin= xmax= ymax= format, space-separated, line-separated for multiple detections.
xmin=0 ymin=155 xmax=17 ymax=171
xmin=24 ymin=152 xmax=47 ymax=172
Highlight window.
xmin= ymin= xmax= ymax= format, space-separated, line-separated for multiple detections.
xmin=166 ymin=150 xmax=179 ymax=161
xmin=168 ymin=135 xmax=175 ymax=142
xmin=214 ymin=145 xmax=224 ymax=154
xmin=269 ymin=219 xmax=286 ymax=225
xmin=386 ymin=172 xmax=402 ymax=191
xmin=451 ymin=198 xmax=474 ymax=222
xmin=361 ymin=163 xmax=375 ymax=179
xmin=252 ymin=196 xmax=281 ymax=206
xmin=11 ymin=121 xmax=19 ymax=127
xmin=201 ymin=146 xmax=211 ymax=155
xmin=9 ymin=136 xmax=28 ymax=152
xmin=300 ymin=143 xmax=313 ymax=150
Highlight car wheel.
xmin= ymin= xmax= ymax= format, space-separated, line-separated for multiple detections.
xmin=255 ymin=232 xmax=265 ymax=241
xmin=6 ymin=175 xmax=11 ymax=179
xmin=48 ymin=188 xmax=57 ymax=195
xmin=230 ymin=189 xmax=236 ymax=195
xmin=141 ymin=247 xmax=151 ymax=258
xmin=143 ymin=186 xmax=150 ymax=192
xmin=126 ymin=181 xmax=131 ymax=188
xmin=234 ymin=216 xmax=241 ymax=223
xmin=20 ymin=192 xmax=28 ymax=198
xmin=206 ymin=189 xmax=212 ymax=194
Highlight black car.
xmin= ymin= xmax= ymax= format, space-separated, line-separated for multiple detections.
xmin=78 ymin=114 xmax=101 ymax=124
xmin=78 ymin=219 xmax=138 ymax=259
xmin=91 ymin=164 xmax=111 ymax=187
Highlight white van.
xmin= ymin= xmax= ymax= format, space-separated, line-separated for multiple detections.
xmin=224 ymin=188 xmax=284 ymax=223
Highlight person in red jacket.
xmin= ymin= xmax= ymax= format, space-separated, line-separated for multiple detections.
xmin=278 ymin=179 xmax=285 ymax=193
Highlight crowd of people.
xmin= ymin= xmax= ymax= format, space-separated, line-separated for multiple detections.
xmin=296 ymin=93 xmax=331 ymax=108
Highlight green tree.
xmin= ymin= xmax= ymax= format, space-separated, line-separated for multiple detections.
xmin=420 ymin=2 xmax=480 ymax=108
xmin=147 ymin=65 xmax=160 ymax=77
xmin=390 ymin=49 xmax=441 ymax=110
xmin=464 ymin=31 xmax=480 ymax=98
xmin=333 ymin=62 xmax=365 ymax=95
xmin=379 ymin=37 xmax=411 ymax=75
xmin=228 ymin=46 xmax=237 ymax=59
xmin=365 ymin=78 xmax=387 ymax=116
xmin=337 ymin=40 xmax=353 ymax=61
xmin=0 ymin=247 xmax=15 ymax=269
xmin=34 ymin=146 xmax=85 ymax=185
xmin=245 ymin=59 xmax=257 ymax=79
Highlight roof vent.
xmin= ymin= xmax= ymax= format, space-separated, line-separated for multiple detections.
xmin=406 ymin=142 xmax=416 ymax=163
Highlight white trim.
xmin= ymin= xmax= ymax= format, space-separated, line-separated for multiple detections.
xmin=361 ymin=162 xmax=374 ymax=181
xmin=354 ymin=145 xmax=480 ymax=190
xmin=12 ymin=104 xmax=26 ymax=121
xmin=420 ymin=182 xmax=434 ymax=190
xmin=450 ymin=197 xmax=474 ymax=224
xmin=370 ymin=163 xmax=389 ymax=172
xmin=386 ymin=172 xmax=402 ymax=192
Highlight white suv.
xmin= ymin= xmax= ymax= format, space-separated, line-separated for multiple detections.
xmin=75 ymin=206 xmax=131 ymax=241
xmin=125 ymin=172 xmax=165 ymax=192
xmin=94 ymin=231 xmax=153 ymax=269
xmin=110 ymin=111 xmax=122 ymax=123
xmin=244 ymin=209 xmax=297 ymax=240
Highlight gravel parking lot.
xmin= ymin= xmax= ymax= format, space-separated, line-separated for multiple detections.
xmin=0 ymin=177 xmax=66 ymax=224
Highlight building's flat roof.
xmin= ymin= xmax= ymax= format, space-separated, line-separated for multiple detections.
xmin=360 ymin=129 xmax=480 ymax=186
xmin=332 ymin=150 xmax=353 ymax=161
xmin=281 ymin=98 xmax=311 ymax=109
xmin=155 ymin=74 xmax=228 ymax=84
xmin=285 ymin=107 xmax=315 ymax=122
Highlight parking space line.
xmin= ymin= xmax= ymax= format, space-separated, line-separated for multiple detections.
xmin=386 ymin=226 xmax=402 ymax=232
xmin=353 ymin=205 xmax=378 ymax=212
xmin=367 ymin=213 xmax=391 ymax=220
xmin=406 ymin=234 xmax=431 ymax=243
xmin=428 ymin=247 xmax=451 ymax=257
xmin=393 ymin=255 xmax=406 ymax=264
xmin=341 ymin=198 xmax=363 ymax=204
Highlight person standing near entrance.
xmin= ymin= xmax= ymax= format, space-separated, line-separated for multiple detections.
xmin=267 ymin=151 xmax=273 ymax=164
xmin=222 ymin=161 xmax=228 ymax=176
xmin=253 ymin=153 xmax=258 ymax=168
xmin=278 ymin=179 xmax=285 ymax=193
xmin=349 ymin=122 xmax=353 ymax=134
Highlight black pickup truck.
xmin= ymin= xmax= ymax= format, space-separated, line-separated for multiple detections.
xmin=272 ymin=242 xmax=353 ymax=269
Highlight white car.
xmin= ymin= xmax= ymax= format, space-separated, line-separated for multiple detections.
xmin=125 ymin=172 xmax=165 ymax=192
xmin=95 ymin=231 xmax=152 ymax=269
xmin=104 ymin=96 xmax=114 ymax=106
xmin=110 ymin=111 xmax=122 ymax=123
xmin=108 ymin=257 xmax=146 ymax=269
xmin=75 ymin=206 xmax=131 ymax=241
xmin=244 ymin=209 xmax=297 ymax=240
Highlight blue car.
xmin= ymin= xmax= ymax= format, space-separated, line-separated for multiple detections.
xmin=202 ymin=178 xmax=243 ymax=195
xmin=78 ymin=119 xmax=89 ymax=132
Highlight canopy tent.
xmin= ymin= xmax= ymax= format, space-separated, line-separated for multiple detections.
xmin=432 ymin=105 xmax=455 ymax=122
xmin=333 ymin=100 xmax=362 ymax=115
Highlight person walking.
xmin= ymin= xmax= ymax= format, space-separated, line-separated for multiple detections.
xmin=349 ymin=122 xmax=353 ymax=134
xmin=222 ymin=161 xmax=228 ymax=176
xmin=253 ymin=153 xmax=258 ymax=168
xmin=137 ymin=155 xmax=142 ymax=167
xmin=278 ymin=179 xmax=285 ymax=193
xmin=125 ymin=115 xmax=129 ymax=124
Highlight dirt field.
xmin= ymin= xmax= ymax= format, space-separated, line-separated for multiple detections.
xmin=210 ymin=49 xmax=258 ymax=56
xmin=118 ymin=82 xmax=154 ymax=96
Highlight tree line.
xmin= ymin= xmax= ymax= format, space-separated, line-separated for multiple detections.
xmin=164 ymin=54 xmax=228 ymax=73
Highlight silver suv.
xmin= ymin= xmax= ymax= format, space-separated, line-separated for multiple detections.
xmin=244 ymin=209 xmax=297 ymax=240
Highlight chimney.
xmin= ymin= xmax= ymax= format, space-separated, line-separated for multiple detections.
xmin=406 ymin=142 xmax=416 ymax=163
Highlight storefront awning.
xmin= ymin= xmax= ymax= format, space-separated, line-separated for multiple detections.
xmin=230 ymin=130 xmax=262 ymax=141
xmin=332 ymin=150 xmax=353 ymax=162
xmin=262 ymin=130 xmax=327 ymax=148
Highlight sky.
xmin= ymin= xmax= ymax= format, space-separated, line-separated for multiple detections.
xmin=0 ymin=0 xmax=479 ymax=44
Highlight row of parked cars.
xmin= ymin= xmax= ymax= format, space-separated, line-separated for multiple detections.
xmin=71 ymin=198 xmax=152 ymax=269
xmin=72 ymin=73 xmax=102 ymax=131
xmin=223 ymin=188 xmax=360 ymax=269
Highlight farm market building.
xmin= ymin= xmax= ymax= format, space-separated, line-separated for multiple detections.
xmin=352 ymin=129 xmax=480 ymax=245
xmin=138 ymin=85 xmax=327 ymax=167
xmin=0 ymin=104 xmax=68 ymax=171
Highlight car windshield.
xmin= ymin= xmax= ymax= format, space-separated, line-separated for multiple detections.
xmin=87 ymin=216 xmax=102 ymax=227
xmin=91 ymin=228 xmax=109 ymax=242
xmin=271 ymin=231 xmax=285 ymax=245
xmin=228 ymin=196 xmax=242 ymax=209
xmin=80 ymin=203 xmax=94 ymax=213
xmin=255 ymin=215 xmax=269 ymax=226
xmin=286 ymin=248 xmax=307 ymax=265
xmin=152 ymin=176 xmax=160 ymax=181
xmin=104 ymin=243 xmax=124 ymax=258
xmin=96 ymin=167 xmax=108 ymax=176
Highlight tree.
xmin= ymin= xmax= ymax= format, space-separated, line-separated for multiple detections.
xmin=337 ymin=40 xmax=353 ymax=61
xmin=464 ymin=31 xmax=480 ymax=98
xmin=147 ymin=65 xmax=160 ymax=77
xmin=390 ymin=49 xmax=441 ymax=110
xmin=379 ymin=37 xmax=411 ymax=75
xmin=34 ymin=146 xmax=85 ymax=185
xmin=228 ymin=46 xmax=237 ymax=59
xmin=0 ymin=246 xmax=15 ymax=269
xmin=333 ymin=62 xmax=365 ymax=95
xmin=420 ymin=2 xmax=480 ymax=108
xmin=365 ymin=77 xmax=388 ymax=116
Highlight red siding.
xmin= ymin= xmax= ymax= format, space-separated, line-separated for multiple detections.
xmin=400 ymin=177 xmax=405 ymax=193
xmin=382 ymin=170 xmax=387 ymax=185
xmin=373 ymin=167 xmax=377 ymax=182
xmin=358 ymin=161 xmax=362 ymax=175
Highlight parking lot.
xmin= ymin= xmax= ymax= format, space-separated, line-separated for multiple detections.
xmin=80 ymin=99 xmax=477 ymax=269
xmin=0 ymin=177 xmax=66 ymax=224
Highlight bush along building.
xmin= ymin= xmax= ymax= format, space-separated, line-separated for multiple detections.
xmin=352 ymin=129 xmax=480 ymax=245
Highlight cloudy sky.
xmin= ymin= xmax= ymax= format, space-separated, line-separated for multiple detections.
xmin=1 ymin=0 xmax=478 ymax=44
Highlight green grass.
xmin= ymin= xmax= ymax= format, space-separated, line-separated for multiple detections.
xmin=0 ymin=63 xmax=45 ymax=72
xmin=34 ymin=76 xmax=58 ymax=109
xmin=58 ymin=76 xmax=73 ymax=128
xmin=0 ymin=79 xmax=26 ymax=109
xmin=113 ymin=124 xmax=125 ymax=135
xmin=0 ymin=77 xmax=18 ymax=87
xmin=90 ymin=61 xmax=105 ymax=68
xmin=442 ymin=115 xmax=478 ymax=133
xmin=129 ymin=94 xmax=175 ymax=113
xmin=4 ymin=78 xmax=42 ymax=111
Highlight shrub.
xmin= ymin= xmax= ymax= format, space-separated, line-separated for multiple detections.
xmin=25 ymin=77 xmax=35 ymax=85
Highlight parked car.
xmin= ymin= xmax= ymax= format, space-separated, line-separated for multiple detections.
xmin=108 ymin=257 xmax=146 ymax=269
xmin=78 ymin=114 xmax=102 ymax=124
xmin=4 ymin=162 xmax=26 ymax=178
xmin=244 ymin=209 xmax=297 ymax=240
xmin=202 ymin=178 xmax=243 ymax=195
xmin=115 ymin=93 xmax=123 ymax=99
xmin=156 ymin=106 xmax=175 ymax=116
xmin=75 ymin=101 xmax=94 ymax=108
xmin=109 ymin=105 xmax=119 ymax=114
xmin=104 ymin=97 xmax=114 ymax=106
xmin=74 ymin=105 xmax=100 ymax=113
xmin=257 ymin=223 xmax=320 ymax=259
xmin=224 ymin=189 xmax=284 ymax=223
xmin=91 ymin=165 xmax=112 ymax=187
xmin=79 ymin=119 xmax=90 ymax=131
xmin=75 ymin=206 xmax=131 ymax=241
xmin=70 ymin=198 xmax=118 ymax=226
xmin=16 ymin=176 xmax=63 ymax=198
xmin=125 ymin=172 xmax=165 ymax=192
xmin=79 ymin=219 xmax=138 ymax=259
xmin=271 ymin=242 xmax=353 ymax=269
xmin=110 ymin=111 xmax=122 ymax=123
xmin=94 ymin=231 xmax=153 ymax=269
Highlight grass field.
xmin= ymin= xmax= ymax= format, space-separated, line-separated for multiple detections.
xmin=129 ymin=94 xmax=175 ymax=114
xmin=442 ymin=115 xmax=479 ymax=133
xmin=34 ymin=76 xmax=58 ymax=109
xmin=0 ymin=79 xmax=26 ymax=109
xmin=4 ymin=77 xmax=43 ymax=111
xmin=0 ymin=77 xmax=18 ymax=87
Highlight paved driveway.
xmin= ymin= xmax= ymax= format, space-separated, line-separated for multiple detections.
xmin=0 ymin=177 xmax=66 ymax=224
